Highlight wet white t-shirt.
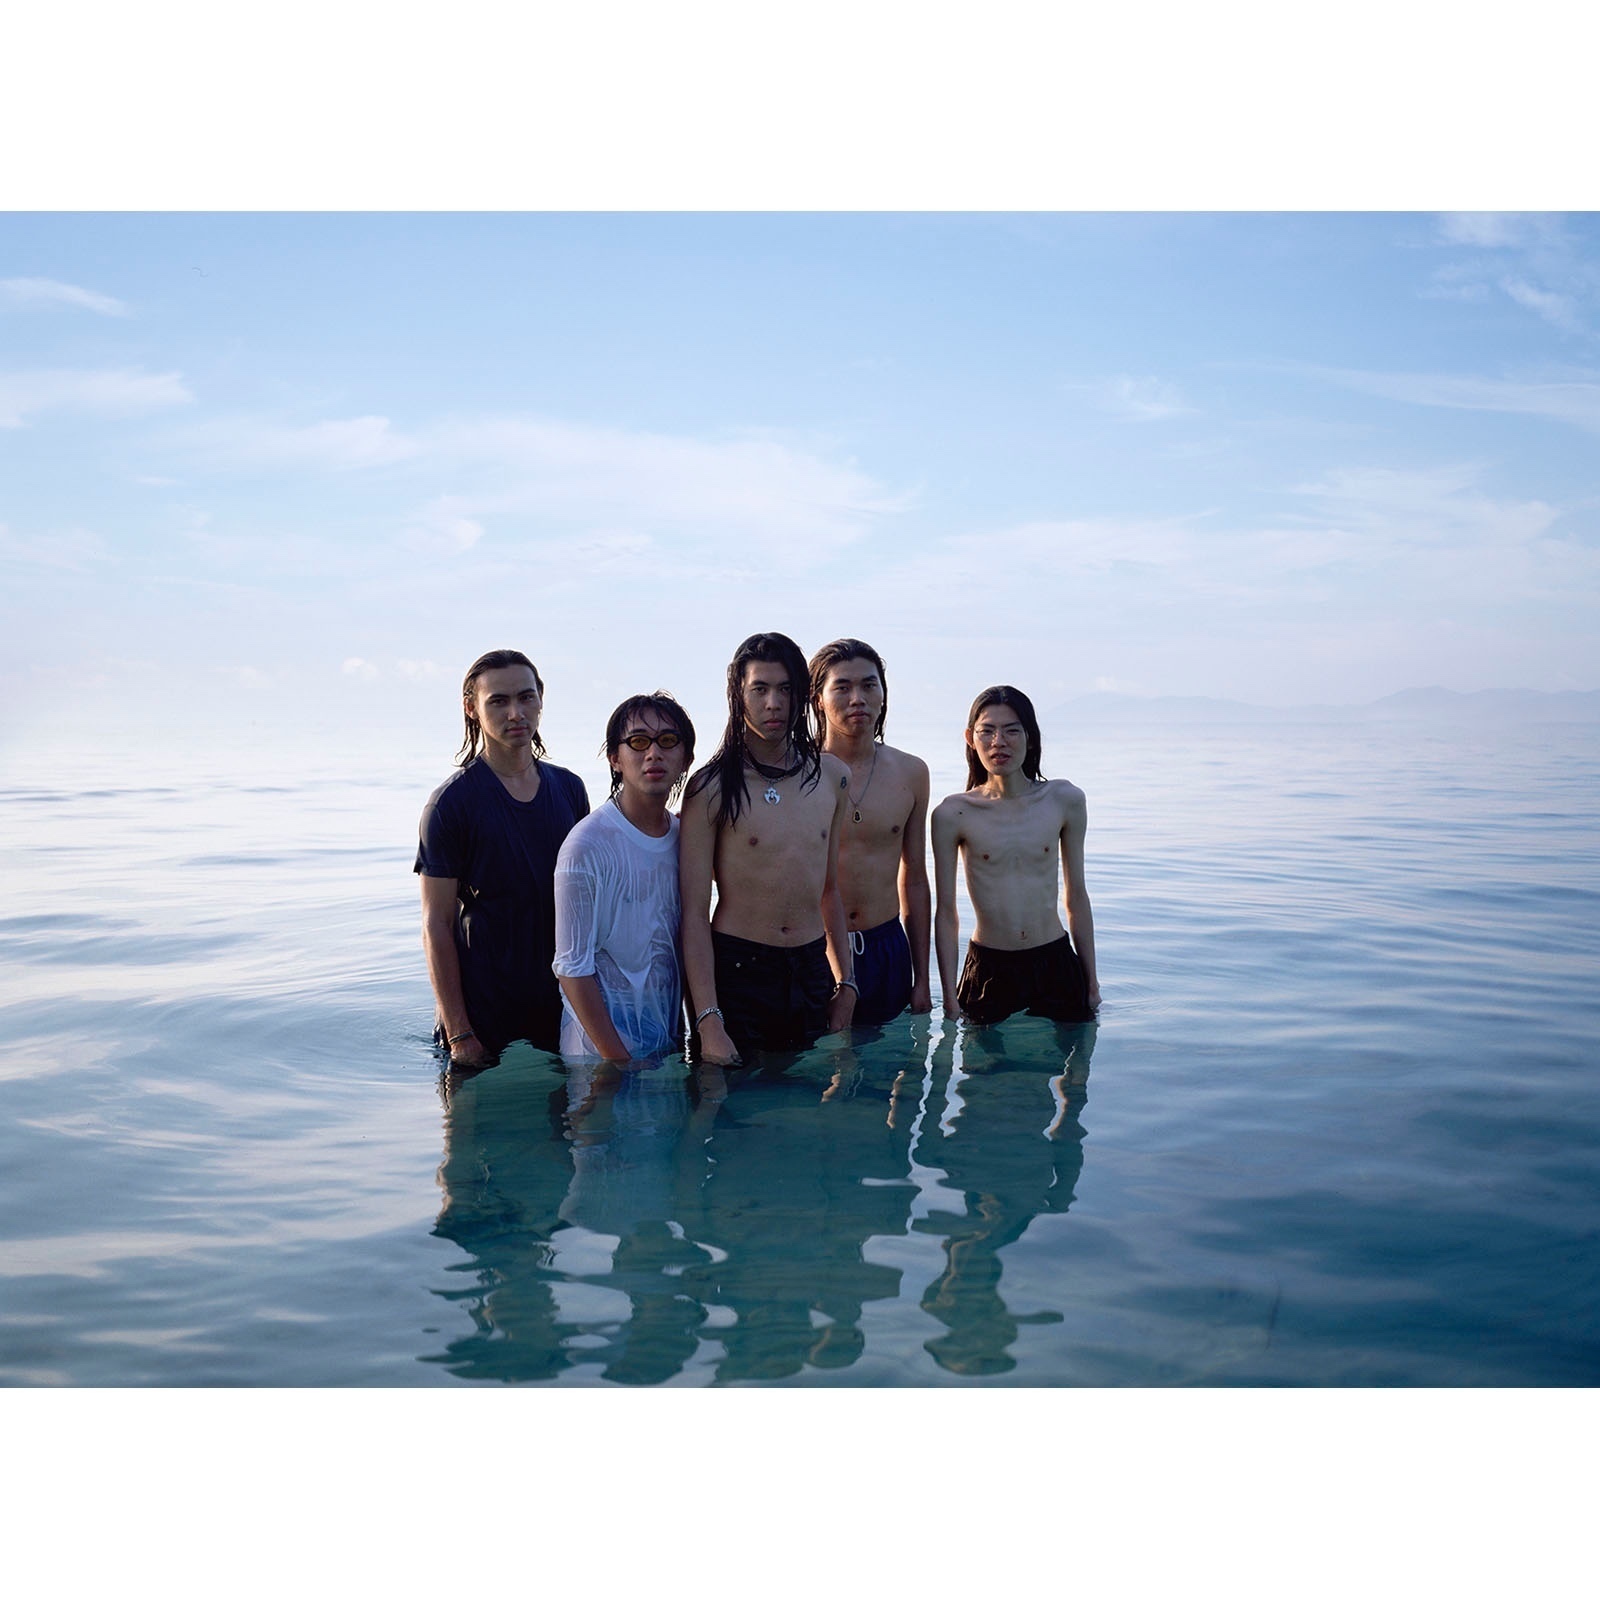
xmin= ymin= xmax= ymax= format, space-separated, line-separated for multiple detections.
xmin=551 ymin=800 xmax=683 ymax=1058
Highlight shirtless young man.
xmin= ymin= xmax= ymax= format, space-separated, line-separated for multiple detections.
xmin=552 ymin=692 xmax=696 ymax=1062
xmin=679 ymin=632 xmax=857 ymax=1062
xmin=809 ymin=638 xmax=932 ymax=1024
xmin=931 ymin=685 xmax=1100 ymax=1025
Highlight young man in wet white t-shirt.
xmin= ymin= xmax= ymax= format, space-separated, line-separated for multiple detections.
xmin=552 ymin=693 xmax=697 ymax=1060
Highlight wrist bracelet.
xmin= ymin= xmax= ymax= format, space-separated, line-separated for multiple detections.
xmin=447 ymin=1029 xmax=476 ymax=1046
xmin=694 ymin=1006 xmax=724 ymax=1027
xmin=833 ymin=978 xmax=859 ymax=998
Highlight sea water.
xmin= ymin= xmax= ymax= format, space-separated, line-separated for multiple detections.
xmin=2 ymin=721 xmax=1597 ymax=1385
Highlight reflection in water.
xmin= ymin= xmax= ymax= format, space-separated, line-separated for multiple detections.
xmin=912 ymin=1020 xmax=1096 ymax=1376
xmin=425 ymin=1020 xmax=1095 ymax=1384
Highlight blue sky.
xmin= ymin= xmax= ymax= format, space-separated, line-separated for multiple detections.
xmin=4 ymin=211 xmax=1599 ymax=763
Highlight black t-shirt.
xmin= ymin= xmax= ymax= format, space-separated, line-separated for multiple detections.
xmin=415 ymin=757 xmax=590 ymax=1051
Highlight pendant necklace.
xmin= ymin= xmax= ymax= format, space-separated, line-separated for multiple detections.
xmin=747 ymin=745 xmax=804 ymax=806
xmin=847 ymin=746 xmax=879 ymax=823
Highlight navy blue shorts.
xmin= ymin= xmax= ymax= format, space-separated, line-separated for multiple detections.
xmin=849 ymin=916 xmax=913 ymax=1026
xmin=956 ymin=934 xmax=1093 ymax=1025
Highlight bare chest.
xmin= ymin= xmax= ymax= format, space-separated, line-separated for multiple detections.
xmin=719 ymin=774 xmax=836 ymax=871
xmin=960 ymin=803 xmax=1060 ymax=877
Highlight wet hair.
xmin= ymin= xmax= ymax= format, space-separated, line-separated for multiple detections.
xmin=686 ymin=632 xmax=822 ymax=829
xmin=964 ymin=684 xmax=1044 ymax=789
xmin=601 ymin=692 xmax=697 ymax=801
xmin=457 ymin=648 xmax=546 ymax=767
xmin=808 ymin=637 xmax=889 ymax=742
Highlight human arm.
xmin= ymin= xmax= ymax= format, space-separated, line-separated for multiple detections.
xmin=552 ymin=845 xmax=632 ymax=1061
xmin=419 ymin=874 xmax=487 ymax=1065
xmin=899 ymin=758 xmax=933 ymax=1013
xmin=930 ymin=798 xmax=964 ymax=1019
xmin=677 ymin=777 xmax=739 ymax=1064
xmin=556 ymin=975 xmax=632 ymax=1062
xmin=822 ymin=766 xmax=859 ymax=1032
xmin=1060 ymin=788 xmax=1100 ymax=1011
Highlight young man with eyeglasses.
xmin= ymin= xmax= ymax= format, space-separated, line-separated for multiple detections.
xmin=679 ymin=632 xmax=857 ymax=1062
xmin=552 ymin=693 xmax=697 ymax=1061
xmin=931 ymin=685 xmax=1100 ymax=1026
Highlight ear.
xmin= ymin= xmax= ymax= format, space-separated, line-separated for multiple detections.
xmin=963 ymin=726 xmax=976 ymax=749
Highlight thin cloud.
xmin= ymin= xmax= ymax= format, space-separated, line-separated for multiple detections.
xmin=1428 ymin=213 xmax=1599 ymax=338
xmin=1298 ymin=363 xmax=1600 ymax=436
xmin=1500 ymin=277 xmax=1582 ymax=334
xmin=172 ymin=413 xmax=906 ymax=562
xmin=0 ymin=277 xmax=129 ymax=316
xmin=1289 ymin=464 xmax=1559 ymax=548
xmin=178 ymin=414 xmax=419 ymax=470
xmin=429 ymin=416 xmax=911 ymax=546
xmin=1434 ymin=213 xmax=1545 ymax=250
xmin=1098 ymin=375 xmax=1193 ymax=421
xmin=0 ymin=368 xmax=192 ymax=428
xmin=0 ymin=525 xmax=113 ymax=571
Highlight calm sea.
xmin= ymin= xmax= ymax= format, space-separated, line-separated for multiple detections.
xmin=3 ymin=721 xmax=1597 ymax=1385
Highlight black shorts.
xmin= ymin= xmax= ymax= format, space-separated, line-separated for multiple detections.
xmin=956 ymin=934 xmax=1094 ymax=1026
xmin=436 ymin=998 xmax=563 ymax=1058
xmin=710 ymin=931 xmax=833 ymax=1054
xmin=849 ymin=916 xmax=913 ymax=1026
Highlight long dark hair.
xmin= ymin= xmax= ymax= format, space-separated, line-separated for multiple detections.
xmin=964 ymin=684 xmax=1044 ymax=789
xmin=687 ymin=632 xmax=822 ymax=829
xmin=808 ymin=637 xmax=888 ymax=742
xmin=601 ymin=691 xmax=697 ymax=800
xmin=457 ymin=648 xmax=546 ymax=767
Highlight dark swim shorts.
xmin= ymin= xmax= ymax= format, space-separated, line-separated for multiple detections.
xmin=955 ymin=934 xmax=1094 ymax=1025
xmin=848 ymin=916 xmax=913 ymax=1026
xmin=709 ymin=930 xmax=834 ymax=1054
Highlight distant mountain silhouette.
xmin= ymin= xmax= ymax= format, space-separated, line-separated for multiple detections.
xmin=1049 ymin=687 xmax=1600 ymax=726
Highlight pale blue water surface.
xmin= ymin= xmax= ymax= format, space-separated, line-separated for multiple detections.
xmin=3 ymin=722 xmax=1597 ymax=1385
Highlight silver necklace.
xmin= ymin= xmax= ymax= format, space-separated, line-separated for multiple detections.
xmin=747 ymin=744 xmax=802 ymax=806
xmin=847 ymin=747 xmax=879 ymax=823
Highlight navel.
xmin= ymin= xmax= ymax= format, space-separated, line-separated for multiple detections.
xmin=748 ymin=836 xmax=759 ymax=846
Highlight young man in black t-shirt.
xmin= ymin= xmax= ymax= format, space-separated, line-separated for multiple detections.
xmin=416 ymin=649 xmax=589 ymax=1063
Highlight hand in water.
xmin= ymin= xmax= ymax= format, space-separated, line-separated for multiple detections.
xmin=698 ymin=1016 xmax=741 ymax=1066
xmin=450 ymin=1033 xmax=488 ymax=1067
xmin=826 ymin=986 xmax=858 ymax=1033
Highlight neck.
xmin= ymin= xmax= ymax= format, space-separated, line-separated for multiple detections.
xmin=980 ymin=769 xmax=1033 ymax=800
xmin=823 ymin=726 xmax=877 ymax=764
xmin=615 ymin=787 xmax=671 ymax=837
xmin=743 ymin=728 xmax=793 ymax=767
xmin=481 ymin=737 xmax=536 ymax=778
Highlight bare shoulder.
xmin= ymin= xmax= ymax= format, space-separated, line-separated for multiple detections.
xmin=682 ymin=764 xmax=723 ymax=817
xmin=930 ymin=790 xmax=971 ymax=834
xmin=1045 ymin=777 xmax=1087 ymax=823
xmin=880 ymin=741 xmax=931 ymax=788
xmin=819 ymin=750 xmax=851 ymax=790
